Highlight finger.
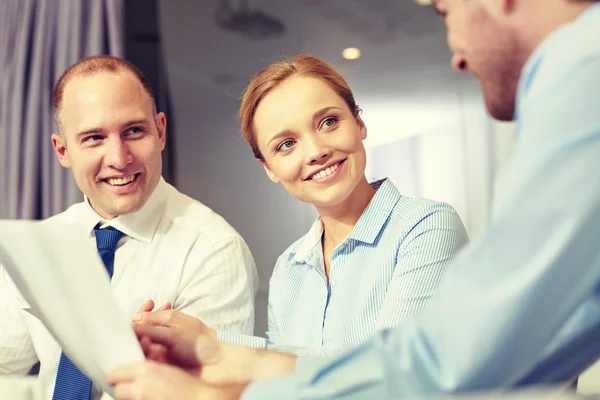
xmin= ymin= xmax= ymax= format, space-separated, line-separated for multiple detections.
xmin=140 ymin=336 xmax=152 ymax=356
xmin=113 ymin=382 xmax=138 ymax=400
xmin=132 ymin=325 xmax=181 ymax=347
xmin=156 ymin=302 xmax=172 ymax=312
xmin=146 ymin=343 xmax=168 ymax=363
xmin=106 ymin=363 xmax=145 ymax=385
xmin=132 ymin=310 xmax=174 ymax=326
xmin=136 ymin=300 xmax=155 ymax=313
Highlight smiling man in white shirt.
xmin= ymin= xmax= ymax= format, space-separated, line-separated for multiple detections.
xmin=0 ymin=55 xmax=258 ymax=400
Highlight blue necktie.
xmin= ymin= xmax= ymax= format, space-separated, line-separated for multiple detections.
xmin=52 ymin=226 xmax=125 ymax=400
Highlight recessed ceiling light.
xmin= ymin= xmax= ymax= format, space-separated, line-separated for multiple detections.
xmin=415 ymin=0 xmax=432 ymax=5
xmin=342 ymin=47 xmax=361 ymax=60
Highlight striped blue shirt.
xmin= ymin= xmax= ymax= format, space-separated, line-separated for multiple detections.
xmin=219 ymin=179 xmax=468 ymax=355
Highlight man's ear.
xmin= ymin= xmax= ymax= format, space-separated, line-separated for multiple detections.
xmin=155 ymin=112 xmax=167 ymax=150
xmin=258 ymin=159 xmax=280 ymax=183
xmin=51 ymin=133 xmax=71 ymax=168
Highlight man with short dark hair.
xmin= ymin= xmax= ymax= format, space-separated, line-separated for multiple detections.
xmin=0 ymin=55 xmax=258 ymax=400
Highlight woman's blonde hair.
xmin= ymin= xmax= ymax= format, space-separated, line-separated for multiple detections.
xmin=239 ymin=54 xmax=358 ymax=159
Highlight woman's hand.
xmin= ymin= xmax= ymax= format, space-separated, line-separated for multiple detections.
xmin=107 ymin=361 xmax=248 ymax=400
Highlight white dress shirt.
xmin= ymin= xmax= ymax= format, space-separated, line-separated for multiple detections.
xmin=0 ymin=177 xmax=258 ymax=399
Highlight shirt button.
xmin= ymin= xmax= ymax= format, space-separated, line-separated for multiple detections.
xmin=331 ymin=280 xmax=337 ymax=287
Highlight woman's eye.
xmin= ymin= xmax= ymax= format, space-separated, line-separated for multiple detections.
xmin=321 ymin=117 xmax=337 ymax=129
xmin=277 ymin=140 xmax=295 ymax=151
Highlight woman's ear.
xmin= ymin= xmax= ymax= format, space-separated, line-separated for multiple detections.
xmin=258 ymin=158 xmax=280 ymax=183
xmin=355 ymin=112 xmax=367 ymax=140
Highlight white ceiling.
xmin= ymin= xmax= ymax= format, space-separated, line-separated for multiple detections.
xmin=157 ymin=0 xmax=484 ymax=146
xmin=158 ymin=0 xmax=478 ymax=95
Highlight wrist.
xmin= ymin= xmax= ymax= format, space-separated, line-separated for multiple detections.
xmin=252 ymin=349 xmax=297 ymax=380
xmin=192 ymin=318 xmax=216 ymax=339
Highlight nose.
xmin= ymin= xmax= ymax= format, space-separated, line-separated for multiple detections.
xmin=104 ymin=137 xmax=133 ymax=170
xmin=305 ymin=135 xmax=332 ymax=165
xmin=451 ymin=54 xmax=469 ymax=72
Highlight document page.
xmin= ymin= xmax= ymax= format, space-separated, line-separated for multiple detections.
xmin=0 ymin=220 xmax=144 ymax=396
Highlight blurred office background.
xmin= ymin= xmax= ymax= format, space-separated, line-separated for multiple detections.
xmin=1 ymin=0 xmax=597 ymax=392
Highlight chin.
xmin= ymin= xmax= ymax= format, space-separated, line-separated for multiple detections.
xmin=484 ymin=97 xmax=516 ymax=122
xmin=489 ymin=107 xmax=515 ymax=122
xmin=481 ymin=82 xmax=517 ymax=122
xmin=313 ymin=188 xmax=354 ymax=208
xmin=111 ymin=199 xmax=145 ymax=216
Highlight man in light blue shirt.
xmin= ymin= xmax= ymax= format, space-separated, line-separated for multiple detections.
xmin=106 ymin=1 xmax=600 ymax=398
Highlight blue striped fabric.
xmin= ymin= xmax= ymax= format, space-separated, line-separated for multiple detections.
xmin=219 ymin=179 xmax=468 ymax=356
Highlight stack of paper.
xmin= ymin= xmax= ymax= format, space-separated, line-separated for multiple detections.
xmin=0 ymin=220 xmax=144 ymax=397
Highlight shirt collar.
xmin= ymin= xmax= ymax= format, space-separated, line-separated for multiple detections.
xmin=347 ymin=179 xmax=401 ymax=244
xmin=78 ymin=177 xmax=169 ymax=243
xmin=292 ymin=178 xmax=401 ymax=263
xmin=517 ymin=2 xmax=600 ymax=126
xmin=293 ymin=218 xmax=325 ymax=263
xmin=580 ymin=2 xmax=600 ymax=21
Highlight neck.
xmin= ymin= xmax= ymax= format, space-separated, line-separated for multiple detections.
xmin=316 ymin=176 xmax=376 ymax=249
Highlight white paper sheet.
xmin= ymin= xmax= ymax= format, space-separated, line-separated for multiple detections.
xmin=0 ymin=220 xmax=144 ymax=397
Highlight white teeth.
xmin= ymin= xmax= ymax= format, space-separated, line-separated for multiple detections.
xmin=107 ymin=175 xmax=135 ymax=186
xmin=311 ymin=163 xmax=339 ymax=180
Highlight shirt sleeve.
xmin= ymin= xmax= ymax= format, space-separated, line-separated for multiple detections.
xmin=0 ymin=265 xmax=39 ymax=375
xmin=174 ymin=236 xmax=258 ymax=335
xmin=240 ymin=45 xmax=600 ymax=400
xmin=376 ymin=202 xmax=468 ymax=330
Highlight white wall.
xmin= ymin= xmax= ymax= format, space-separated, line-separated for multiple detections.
xmin=365 ymin=90 xmax=517 ymax=239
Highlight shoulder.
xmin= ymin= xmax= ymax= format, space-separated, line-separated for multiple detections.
xmin=387 ymin=198 xmax=468 ymax=263
xmin=39 ymin=201 xmax=86 ymax=226
xmin=391 ymin=196 xmax=463 ymax=226
xmin=521 ymin=8 xmax=600 ymax=99
xmin=161 ymin=185 xmax=246 ymax=247
xmin=387 ymin=196 xmax=468 ymax=251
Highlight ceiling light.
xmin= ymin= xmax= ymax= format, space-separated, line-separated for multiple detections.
xmin=342 ymin=47 xmax=361 ymax=60
xmin=414 ymin=0 xmax=432 ymax=5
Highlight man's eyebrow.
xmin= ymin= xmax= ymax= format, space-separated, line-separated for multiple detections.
xmin=121 ymin=119 xmax=149 ymax=128
xmin=75 ymin=119 xmax=150 ymax=139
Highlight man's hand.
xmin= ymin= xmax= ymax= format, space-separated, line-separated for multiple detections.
xmin=107 ymin=361 xmax=247 ymax=400
xmin=132 ymin=325 xmax=297 ymax=386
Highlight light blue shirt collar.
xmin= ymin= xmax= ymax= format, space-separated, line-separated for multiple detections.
xmin=293 ymin=179 xmax=401 ymax=264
